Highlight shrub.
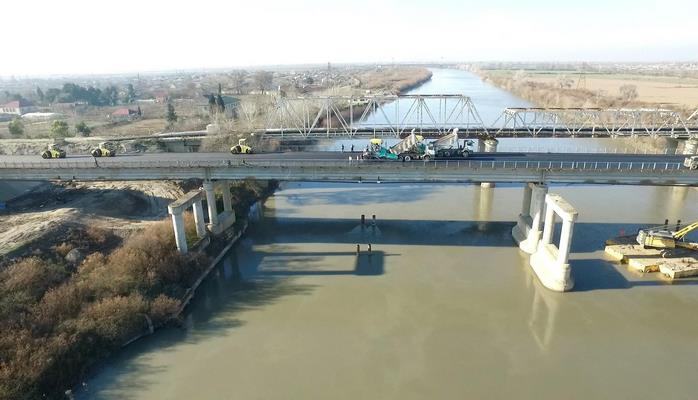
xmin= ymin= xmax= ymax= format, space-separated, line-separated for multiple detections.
xmin=149 ymin=294 xmax=180 ymax=325
xmin=8 ymin=118 xmax=24 ymax=135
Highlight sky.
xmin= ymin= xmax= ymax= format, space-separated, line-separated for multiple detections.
xmin=2 ymin=0 xmax=697 ymax=77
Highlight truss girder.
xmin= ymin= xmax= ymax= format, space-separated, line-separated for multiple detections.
xmin=493 ymin=107 xmax=692 ymax=138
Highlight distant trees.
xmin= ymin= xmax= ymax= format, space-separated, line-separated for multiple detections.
xmin=36 ymin=87 xmax=45 ymax=103
xmin=8 ymin=118 xmax=24 ymax=135
xmin=253 ymin=71 xmax=273 ymax=94
xmin=123 ymin=84 xmax=137 ymax=104
xmin=619 ymin=84 xmax=638 ymax=101
xmin=165 ymin=102 xmax=178 ymax=126
xmin=231 ymin=70 xmax=248 ymax=94
xmin=50 ymin=120 xmax=70 ymax=138
xmin=75 ymin=121 xmax=91 ymax=136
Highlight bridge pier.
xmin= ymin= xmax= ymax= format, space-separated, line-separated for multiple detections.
xmin=683 ymin=138 xmax=698 ymax=155
xmin=203 ymin=180 xmax=236 ymax=235
xmin=480 ymin=138 xmax=499 ymax=188
xmin=168 ymin=190 xmax=208 ymax=254
xmin=665 ymin=138 xmax=679 ymax=155
xmin=529 ymin=193 xmax=578 ymax=292
xmin=512 ymin=183 xmax=548 ymax=254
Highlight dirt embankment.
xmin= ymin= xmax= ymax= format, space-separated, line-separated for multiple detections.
xmin=0 ymin=179 xmax=276 ymax=399
xmin=0 ymin=181 xmax=184 ymax=259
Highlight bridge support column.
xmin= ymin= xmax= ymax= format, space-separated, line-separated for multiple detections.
xmin=168 ymin=190 xmax=208 ymax=254
xmin=683 ymin=138 xmax=698 ymax=155
xmin=203 ymin=181 xmax=219 ymax=228
xmin=192 ymin=199 xmax=207 ymax=239
xmin=481 ymin=139 xmax=499 ymax=188
xmin=170 ymin=212 xmax=188 ymax=254
xmin=204 ymin=180 xmax=237 ymax=235
xmin=529 ymin=193 xmax=577 ymax=292
xmin=665 ymin=138 xmax=679 ymax=155
xmin=512 ymin=183 xmax=548 ymax=254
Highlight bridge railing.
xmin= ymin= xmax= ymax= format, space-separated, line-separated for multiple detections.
xmin=0 ymin=159 xmax=686 ymax=172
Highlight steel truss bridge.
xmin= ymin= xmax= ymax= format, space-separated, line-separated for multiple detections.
xmin=259 ymin=95 xmax=697 ymax=139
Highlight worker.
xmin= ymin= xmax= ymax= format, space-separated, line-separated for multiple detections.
xmin=351 ymin=144 xmax=354 ymax=153
xmin=341 ymin=144 xmax=345 ymax=152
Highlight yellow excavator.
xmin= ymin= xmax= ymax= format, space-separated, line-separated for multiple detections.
xmin=636 ymin=220 xmax=698 ymax=249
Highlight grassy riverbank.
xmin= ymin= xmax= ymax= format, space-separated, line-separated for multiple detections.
xmin=0 ymin=179 xmax=276 ymax=400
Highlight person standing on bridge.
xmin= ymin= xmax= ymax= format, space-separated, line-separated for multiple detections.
xmin=351 ymin=144 xmax=354 ymax=153
xmin=341 ymin=144 xmax=345 ymax=152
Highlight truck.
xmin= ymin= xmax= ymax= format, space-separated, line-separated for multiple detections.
xmin=684 ymin=155 xmax=698 ymax=170
xmin=427 ymin=128 xmax=473 ymax=159
xmin=363 ymin=138 xmax=398 ymax=160
xmin=391 ymin=130 xmax=433 ymax=161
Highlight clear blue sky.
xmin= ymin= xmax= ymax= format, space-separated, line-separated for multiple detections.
xmin=2 ymin=0 xmax=696 ymax=76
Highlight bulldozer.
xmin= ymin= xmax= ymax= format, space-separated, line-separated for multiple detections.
xmin=230 ymin=138 xmax=253 ymax=154
xmin=41 ymin=144 xmax=66 ymax=159
xmin=636 ymin=220 xmax=698 ymax=249
xmin=91 ymin=142 xmax=116 ymax=157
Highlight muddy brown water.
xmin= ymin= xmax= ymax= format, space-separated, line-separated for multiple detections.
xmin=76 ymin=182 xmax=698 ymax=399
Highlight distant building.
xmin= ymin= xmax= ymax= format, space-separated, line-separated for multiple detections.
xmin=153 ymin=91 xmax=169 ymax=103
xmin=110 ymin=108 xmax=140 ymax=122
xmin=0 ymin=99 xmax=37 ymax=115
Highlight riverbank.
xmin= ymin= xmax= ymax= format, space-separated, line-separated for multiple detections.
xmin=0 ymin=179 xmax=276 ymax=400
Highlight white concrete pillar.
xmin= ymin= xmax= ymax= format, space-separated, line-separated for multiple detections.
xmin=192 ymin=199 xmax=207 ymax=239
xmin=203 ymin=181 xmax=219 ymax=227
xmin=221 ymin=181 xmax=233 ymax=214
xmin=484 ymin=138 xmax=499 ymax=153
xmin=521 ymin=184 xmax=533 ymax=217
xmin=477 ymin=138 xmax=485 ymax=152
xmin=557 ymin=219 xmax=574 ymax=265
xmin=665 ymin=138 xmax=679 ymax=155
xmin=541 ymin=204 xmax=555 ymax=246
xmin=683 ymin=138 xmax=698 ymax=155
xmin=530 ymin=185 xmax=548 ymax=232
xmin=481 ymin=138 xmax=499 ymax=188
xmin=170 ymin=212 xmax=188 ymax=254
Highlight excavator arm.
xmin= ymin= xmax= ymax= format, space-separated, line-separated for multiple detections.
xmin=674 ymin=220 xmax=698 ymax=240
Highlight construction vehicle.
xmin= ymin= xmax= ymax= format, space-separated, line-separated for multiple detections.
xmin=636 ymin=220 xmax=698 ymax=249
xmin=684 ymin=155 xmax=698 ymax=170
xmin=91 ymin=142 xmax=116 ymax=157
xmin=230 ymin=138 xmax=253 ymax=154
xmin=363 ymin=138 xmax=398 ymax=160
xmin=391 ymin=130 xmax=432 ymax=161
xmin=428 ymin=128 xmax=473 ymax=158
xmin=41 ymin=144 xmax=66 ymax=159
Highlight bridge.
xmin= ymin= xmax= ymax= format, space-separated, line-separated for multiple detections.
xmin=258 ymin=95 xmax=698 ymax=139
xmin=0 ymin=152 xmax=695 ymax=185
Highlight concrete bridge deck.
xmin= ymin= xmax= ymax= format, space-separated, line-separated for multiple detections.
xmin=0 ymin=152 xmax=695 ymax=185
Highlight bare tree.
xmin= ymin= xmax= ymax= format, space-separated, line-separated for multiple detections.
xmin=557 ymin=74 xmax=574 ymax=89
xmin=619 ymin=84 xmax=638 ymax=101
xmin=231 ymin=70 xmax=248 ymax=95
xmin=253 ymin=71 xmax=274 ymax=94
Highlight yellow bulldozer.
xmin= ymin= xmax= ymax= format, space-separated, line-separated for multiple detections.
xmin=636 ymin=220 xmax=698 ymax=250
xmin=41 ymin=144 xmax=66 ymax=159
xmin=230 ymin=138 xmax=253 ymax=154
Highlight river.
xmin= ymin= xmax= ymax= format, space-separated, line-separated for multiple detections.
xmin=76 ymin=70 xmax=698 ymax=399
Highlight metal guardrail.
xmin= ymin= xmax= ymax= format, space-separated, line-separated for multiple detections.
xmin=0 ymin=159 xmax=685 ymax=172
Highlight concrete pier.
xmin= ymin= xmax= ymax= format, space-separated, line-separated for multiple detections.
xmin=529 ymin=193 xmax=578 ymax=292
xmin=512 ymin=183 xmax=548 ymax=254
xmin=683 ymin=138 xmax=698 ymax=155
xmin=203 ymin=180 xmax=237 ymax=235
xmin=665 ymin=138 xmax=679 ymax=155
xmin=480 ymin=138 xmax=498 ymax=188
xmin=168 ymin=190 xmax=208 ymax=254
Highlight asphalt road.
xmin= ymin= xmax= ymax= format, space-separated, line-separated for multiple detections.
xmin=0 ymin=151 xmax=687 ymax=165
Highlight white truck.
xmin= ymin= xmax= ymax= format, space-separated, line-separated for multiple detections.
xmin=684 ymin=155 xmax=698 ymax=170
xmin=428 ymin=128 xmax=473 ymax=158
xmin=391 ymin=130 xmax=433 ymax=161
